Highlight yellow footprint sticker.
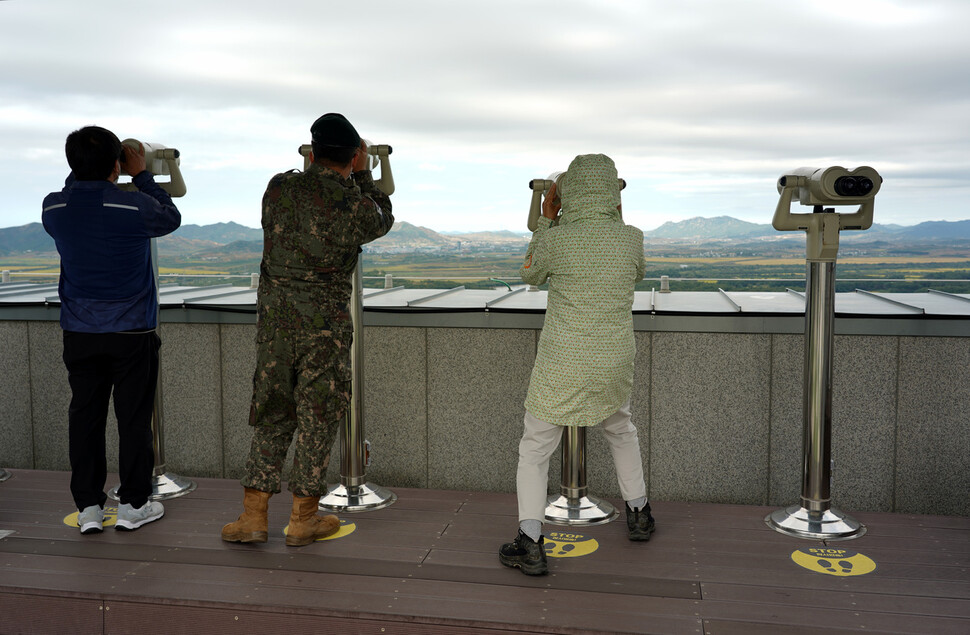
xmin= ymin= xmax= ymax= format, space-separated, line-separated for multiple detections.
xmin=544 ymin=531 xmax=599 ymax=558
xmin=791 ymin=547 xmax=877 ymax=577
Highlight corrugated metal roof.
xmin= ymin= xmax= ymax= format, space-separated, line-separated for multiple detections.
xmin=2 ymin=281 xmax=969 ymax=317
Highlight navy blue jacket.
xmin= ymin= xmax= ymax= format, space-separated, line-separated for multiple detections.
xmin=42 ymin=171 xmax=181 ymax=333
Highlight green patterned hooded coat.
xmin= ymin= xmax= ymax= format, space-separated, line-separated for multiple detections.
xmin=520 ymin=154 xmax=645 ymax=426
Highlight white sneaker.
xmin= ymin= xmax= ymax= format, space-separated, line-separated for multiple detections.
xmin=115 ymin=501 xmax=164 ymax=531
xmin=77 ymin=505 xmax=104 ymax=534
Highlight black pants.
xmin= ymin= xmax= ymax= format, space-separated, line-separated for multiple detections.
xmin=63 ymin=330 xmax=160 ymax=511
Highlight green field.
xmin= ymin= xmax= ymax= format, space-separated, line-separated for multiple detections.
xmin=4 ymin=251 xmax=970 ymax=293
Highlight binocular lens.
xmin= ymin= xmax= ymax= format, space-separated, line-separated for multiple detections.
xmin=834 ymin=176 xmax=874 ymax=197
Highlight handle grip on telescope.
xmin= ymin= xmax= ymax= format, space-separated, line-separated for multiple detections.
xmin=366 ymin=143 xmax=394 ymax=195
xmin=527 ymin=178 xmax=556 ymax=232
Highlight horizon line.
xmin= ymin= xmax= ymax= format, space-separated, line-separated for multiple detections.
xmin=4 ymin=215 xmax=970 ymax=233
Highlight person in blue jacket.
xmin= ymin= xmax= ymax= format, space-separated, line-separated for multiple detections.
xmin=42 ymin=126 xmax=181 ymax=534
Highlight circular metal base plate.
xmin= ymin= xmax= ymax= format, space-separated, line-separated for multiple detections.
xmin=766 ymin=504 xmax=867 ymax=541
xmin=108 ymin=472 xmax=197 ymax=502
xmin=544 ymin=494 xmax=618 ymax=527
xmin=318 ymin=482 xmax=397 ymax=513
xmin=0 ymin=468 xmax=11 ymax=483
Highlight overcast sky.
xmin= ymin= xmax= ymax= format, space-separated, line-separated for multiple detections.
xmin=2 ymin=0 xmax=968 ymax=232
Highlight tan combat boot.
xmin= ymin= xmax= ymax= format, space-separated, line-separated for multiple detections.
xmin=221 ymin=487 xmax=271 ymax=543
xmin=285 ymin=495 xmax=340 ymax=546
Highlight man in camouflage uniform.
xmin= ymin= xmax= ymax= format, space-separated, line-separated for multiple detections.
xmin=222 ymin=113 xmax=393 ymax=546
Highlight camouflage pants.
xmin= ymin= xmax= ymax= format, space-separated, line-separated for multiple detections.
xmin=242 ymin=326 xmax=352 ymax=497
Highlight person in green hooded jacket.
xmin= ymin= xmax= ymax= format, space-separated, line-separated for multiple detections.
xmin=500 ymin=154 xmax=654 ymax=576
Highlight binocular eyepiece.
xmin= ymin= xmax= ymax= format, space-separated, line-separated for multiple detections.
xmin=777 ymin=174 xmax=875 ymax=198
xmin=833 ymin=175 xmax=874 ymax=197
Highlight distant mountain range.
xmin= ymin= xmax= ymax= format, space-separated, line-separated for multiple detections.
xmin=175 ymin=221 xmax=263 ymax=243
xmin=2 ymin=217 xmax=968 ymax=257
xmin=647 ymin=216 xmax=774 ymax=239
xmin=643 ymin=215 xmax=970 ymax=240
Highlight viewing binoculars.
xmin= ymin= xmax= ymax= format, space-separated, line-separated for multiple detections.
xmin=297 ymin=142 xmax=394 ymax=196
xmin=773 ymin=165 xmax=883 ymax=261
xmin=118 ymin=138 xmax=186 ymax=197
xmin=527 ymin=171 xmax=627 ymax=232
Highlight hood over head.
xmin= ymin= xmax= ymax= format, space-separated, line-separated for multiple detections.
xmin=558 ymin=153 xmax=621 ymax=226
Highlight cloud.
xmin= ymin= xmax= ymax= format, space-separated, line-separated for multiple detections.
xmin=1 ymin=0 xmax=968 ymax=231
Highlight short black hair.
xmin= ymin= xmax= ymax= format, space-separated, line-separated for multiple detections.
xmin=65 ymin=126 xmax=122 ymax=181
xmin=310 ymin=141 xmax=357 ymax=167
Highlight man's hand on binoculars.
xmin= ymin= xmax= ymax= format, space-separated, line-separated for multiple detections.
xmin=121 ymin=144 xmax=147 ymax=177
xmin=542 ymin=182 xmax=561 ymax=219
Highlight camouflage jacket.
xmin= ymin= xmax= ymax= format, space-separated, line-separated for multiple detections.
xmin=257 ymin=164 xmax=393 ymax=334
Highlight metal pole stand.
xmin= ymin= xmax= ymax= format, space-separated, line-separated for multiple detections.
xmin=0 ymin=468 xmax=11 ymax=483
xmin=318 ymin=263 xmax=396 ymax=513
xmin=765 ymin=257 xmax=864 ymax=540
xmin=544 ymin=426 xmax=617 ymax=526
xmin=109 ymin=238 xmax=195 ymax=502
xmin=765 ymin=166 xmax=881 ymax=541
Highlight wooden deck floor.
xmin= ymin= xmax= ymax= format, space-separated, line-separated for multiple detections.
xmin=0 ymin=469 xmax=967 ymax=634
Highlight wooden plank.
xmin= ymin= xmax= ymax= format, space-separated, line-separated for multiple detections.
xmin=519 ymin=553 xmax=970 ymax=599
xmin=696 ymin=598 xmax=970 ymax=635
xmin=703 ymin=619 xmax=866 ymax=635
xmin=852 ymin=511 xmax=970 ymax=531
xmin=102 ymin=597 xmax=703 ymax=635
xmin=1 ymin=552 xmax=420 ymax=603
xmin=0 ymin=590 xmax=104 ymax=634
xmin=836 ymin=533 xmax=970 ymax=555
xmin=104 ymin=599 xmax=545 ymax=635
xmin=702 ymin=582 xmax=970 ymax=619
xmin=0 ymin=536 xmax=431 ymax=577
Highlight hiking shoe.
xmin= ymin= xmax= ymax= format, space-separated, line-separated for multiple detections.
xmin=626 ymin=502 xmax=655 ymax=541
xmin=115 ymin=501 xmax=164 ymax=531
xmin=77 ymin=505 xmax=104 ymax=535
xmin=499 ymin=530 xmax=548 ymax=575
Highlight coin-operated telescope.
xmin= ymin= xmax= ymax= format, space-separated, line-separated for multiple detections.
xmin=298 ymin=140 xmax=394 ymax=195
xmin=772 ymin=165 xmax=881 ymax=260
xmin=766 ymin=165 xmax=882 ymax=542
xmin=117 ymin=139 xmax=187 ymax=197
xmin=527 ymin=171 xmax=626 ymax=231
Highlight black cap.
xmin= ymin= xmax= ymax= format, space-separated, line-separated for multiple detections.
xmin=310 ymin=113 xmax=360 ymax=148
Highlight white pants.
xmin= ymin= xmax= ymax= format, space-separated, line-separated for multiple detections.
xmin=516 ymin=399 xmax=646 ymax=522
